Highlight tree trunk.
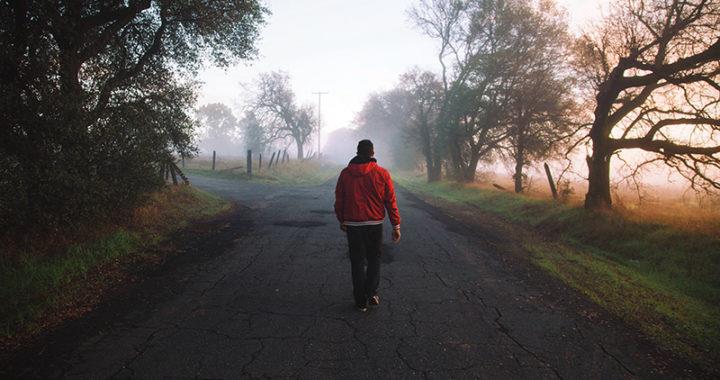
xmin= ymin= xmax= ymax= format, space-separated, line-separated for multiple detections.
xmin=585 ymin=91 xmax=615 ymax=211
xmin=295 ymin=138 xmax=304 ymax=160
xmin=448 ymin=136 xmax=465 ymax=181
xmin=584 ymin=67 xmax=626 ymax=211
xmin=514 ymin=159 xmax=524 ymax=193
xmin=427 ymin=164 xmax=442 ymax=182
xmin=460 ymin=153 xmax=480 ymax=183
xmin=584 ymin=151 xmax=612 ymax=210
xmin=420 ymin=119 xmax=442 ymax=182
xmin=513 ymin=119 xmax=527 ymax=193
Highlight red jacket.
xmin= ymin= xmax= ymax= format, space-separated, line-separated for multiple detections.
xmin=334 ymin=157 xmax=401 ymax=227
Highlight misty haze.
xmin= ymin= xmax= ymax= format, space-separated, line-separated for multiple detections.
xmin=1 ymin=0 xmax=719 ymax=378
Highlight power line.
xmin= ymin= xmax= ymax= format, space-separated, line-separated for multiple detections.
xmin=312 ymin=91 xmax=328 ymax=156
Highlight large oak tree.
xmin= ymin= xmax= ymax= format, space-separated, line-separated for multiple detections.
xmin=575 ymin=0 xmax=720 ymax=210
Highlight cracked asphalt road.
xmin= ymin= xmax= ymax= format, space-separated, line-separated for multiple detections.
xmin=7 ymin=174 xmax=701 ymax=379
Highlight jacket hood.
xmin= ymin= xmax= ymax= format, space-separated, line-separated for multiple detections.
xmin=347 ymin=155 xmax=377 ymax=177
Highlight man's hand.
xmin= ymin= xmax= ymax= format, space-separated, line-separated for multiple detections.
xmin=392 ymin=228 xmax=401 ymax=243
xmin=340 ymin=223 xmax=347 ymax=232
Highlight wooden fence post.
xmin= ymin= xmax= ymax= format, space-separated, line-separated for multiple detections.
xmin=544 ymin=163 xmax=559 ymax=200
xmin=181 ymin=154 xmax=185 ymax=168
xmin=268 ymin=152 xmax=276 ymax=169
xmin=173 ymin=162 xmax=190 ymax=185
xmin=169 ymin=164 xmax=178 ymax=185
xmin=283 ymin=149 xmax=288 ymax=163
xmin=212 ymin=150 xmax=216 ymax=171
xmin=247 ymin=149 xmax=252 ymax=176
xmin=259 ymin=153 xmax=262 ymax=172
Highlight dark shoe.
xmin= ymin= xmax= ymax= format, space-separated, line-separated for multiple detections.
xmin=356 ymin=303 xmax=368 ymax=312
xmin=368 ymin=295 xmax=380 ymax=306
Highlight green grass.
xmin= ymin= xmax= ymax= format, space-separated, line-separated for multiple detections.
xmin=186 ymin=160 xmax=340 ymax=187
xmin=0 ymin=231 xmax=137 ymax=337
xmin=397 ymin=175 xmax=720 ymax=370
xmin=0 ymin=186 xmax=231 ymax=339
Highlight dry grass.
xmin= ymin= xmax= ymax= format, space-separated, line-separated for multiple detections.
xmin=455 ymin=170 xmax=720 ymax=237
xmin=185 ymin=156 xmax=340 ymax=187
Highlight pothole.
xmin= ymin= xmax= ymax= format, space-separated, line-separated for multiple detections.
xmin=273 ymin=220 xmax=327 ymax=228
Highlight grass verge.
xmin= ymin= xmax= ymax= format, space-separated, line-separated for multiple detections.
xmin=0 ymin=185 xmax=231 ymax=346
xmin=397 ymin=174 xmax=720 ymax=371
xmin=185 ymin=160 xmax=340 ymax=187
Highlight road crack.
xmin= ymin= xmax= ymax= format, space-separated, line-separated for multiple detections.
xmin=493 ymin=307 xmax=563 ymax=379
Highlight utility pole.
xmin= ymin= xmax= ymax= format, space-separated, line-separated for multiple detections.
xmin=312 ymin=91 xmax=328 ymax=156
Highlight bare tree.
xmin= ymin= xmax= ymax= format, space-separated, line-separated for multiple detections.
xmin=574 ymin=0 xmax=720 ymax=210
xmin=253 ymin=72 xmax=315 ymax=159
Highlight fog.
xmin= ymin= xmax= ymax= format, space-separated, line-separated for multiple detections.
xmin=190 ymin=0 xmax=718 ymax=204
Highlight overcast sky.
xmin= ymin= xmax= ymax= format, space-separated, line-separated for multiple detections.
xmin=197 ymin=0 xmax=609 ymax=150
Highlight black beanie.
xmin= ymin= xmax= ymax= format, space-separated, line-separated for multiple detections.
xmin=357 ymin=139 xmax=374 ymax=156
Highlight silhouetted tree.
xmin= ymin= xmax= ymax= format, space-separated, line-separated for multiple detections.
xmin=574 ymin=0 xmax=720 ymax=210
xmin=196 ymin=103 xmax=241 ymax=154
xmin=253 ymin=72 xmax=315 ymax=159
xmin=411 ymin=0 xmax=546 ymax=182
xmin=501 ymin=0 xmax=575 ymax=193
xmin=399 ymin=69 xmax=444 ymax=181
xmin=240 ymin=110 xmax=268 ymax=154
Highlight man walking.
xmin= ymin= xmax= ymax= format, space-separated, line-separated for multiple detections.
xmin=334 ymin=140 xmax=401 ymax=312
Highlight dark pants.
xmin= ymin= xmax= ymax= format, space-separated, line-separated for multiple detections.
xmin=346 ymin=224 xmax=383 ymax=306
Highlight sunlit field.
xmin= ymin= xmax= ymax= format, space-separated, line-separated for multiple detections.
xmin=457 ymin=169 xmax=720 ymax=236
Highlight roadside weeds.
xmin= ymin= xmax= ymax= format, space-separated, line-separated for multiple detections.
xmin=397 ymin=176 xmax=720 ymax=373
xmin=0 ymin=186 xmax=232 ymax=353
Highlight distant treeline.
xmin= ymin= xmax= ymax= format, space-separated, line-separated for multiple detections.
xmin=194 ymin=71 xmax=318 ymax=161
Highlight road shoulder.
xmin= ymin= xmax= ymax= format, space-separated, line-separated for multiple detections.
xmin=1 ymin=201 xmax=252 ymax=378
xmin=400 ymin=187 xmax=714 ymax=378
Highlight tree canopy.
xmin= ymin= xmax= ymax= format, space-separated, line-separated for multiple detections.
xmin=575 ymin=0 xmax=720 ymax=210
xmin=0 ymin=1 xmax=267 ymax=234
xmin=251 ymin=71 xmax=316 ymax=159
